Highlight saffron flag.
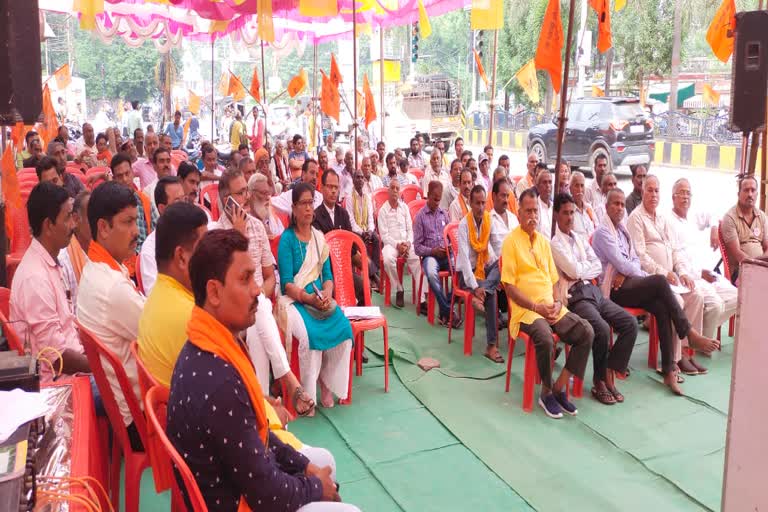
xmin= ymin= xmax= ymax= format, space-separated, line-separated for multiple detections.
xmin=288 ymin=69 xmax=309 ymax=98
xmin=39 ymin=85 xmax=60 ymax=147
xmin=474 ymin=49 xmax=489 ymax=89
xmin=363 ymin=74 xmax=377 ymax=128
xmin=299 ymin=0 xmax=338 ymax=17
xmin=418 ymin=0 xmax=432 ymax=38
xmin=330 ymin=54 xmax=343 ymax=88
xmin=250 ymin=68 xmax=261 ymax=103
xmin=592 ymin=84 xmax=605 ymax=97
xmin=189 ymin=90 xmax=201 ymax=115
xmin=515 ymin=60 xmax=540 ymax=104
xmin=534 ymin=0 xmax=564 ymax=94
xmin=589 ymin=0 xmax=612 ymax=53
xmin=218 ymin=72 xmax=229 ymax=96
xmin=615 ymin=0 xmax=627 ymax=11
xmin=257 ymin=0 xmax=275 ymax=42
xmin=703 ymin=84 xmax=721 ymax=106
xmin=53 ymin=64 xmax=72 ymax=90
xmin=227 ymin=72 xmax=247 ymax=101
xmin=706 ymin=0 xmax=736 ymax=63
xmin=470 ymin=0 xmax=503 ymax=30
xmin=320 ymin=71 xmax=340 ymax=122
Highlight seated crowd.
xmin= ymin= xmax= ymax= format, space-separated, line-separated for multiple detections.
xmin=5 ymin=119 xmax=745 ymax=509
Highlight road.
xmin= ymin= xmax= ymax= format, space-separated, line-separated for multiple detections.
xmin=465 ymin=145 xmax=740 ymax=224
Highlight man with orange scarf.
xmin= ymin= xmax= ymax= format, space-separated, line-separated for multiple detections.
xmin=58 ymin=190 xmax=91 ymax=308
xmin=456 ymin=185 xmax=504 ymax=363
xmin=449 ymin=169 xmax=474 ymax=223
xmin=168 ymin=229 xmax=361 ymax=512
xmin=77 ymin=182 xmax=146 ymax=449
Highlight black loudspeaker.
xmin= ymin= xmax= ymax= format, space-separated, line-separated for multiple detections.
xmin=729 ymin=10 xmax=768 ymax=133
xmin=0 ymin=0 xmax=42 ymax=125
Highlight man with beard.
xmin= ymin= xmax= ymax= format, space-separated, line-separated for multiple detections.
xmin=47 ymin=141 xmax=87 ymax=198
xmin=248 ymin=172 xmax=285 ymax=239
xmin=449 ymin=169 xmax=474 ymax=223
xmin=515 ymin=152 xmax=539 ymax=199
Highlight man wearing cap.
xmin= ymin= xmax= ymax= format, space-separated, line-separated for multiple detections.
xmin=477 ymin=153 xmax=492 ymax=193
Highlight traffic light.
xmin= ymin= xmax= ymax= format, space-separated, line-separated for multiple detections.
xmin=476 ymin=30 xmax=485 ymax=59
xmin=412 ymin=23 xmax=420 ymax=63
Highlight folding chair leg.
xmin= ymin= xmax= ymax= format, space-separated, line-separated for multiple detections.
xmin=504 ymin=337 xmax=516 ymax=393
xmin=647 ymin=316 xmax=659 ymax=369
xmin=523 ymin=339 xmax=537 ymax=413
xmin=729 ymin=315 xmax=734 ymax=337
xmin=383 ymin=324 xmax=390 ymax=392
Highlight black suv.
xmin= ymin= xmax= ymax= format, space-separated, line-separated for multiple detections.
xmin=527 ymin=97 xmax=655 ymax=171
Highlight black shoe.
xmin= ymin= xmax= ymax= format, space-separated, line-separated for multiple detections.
xmin=395 ymin=291 xmax=405 ymax=308
xmin=419 ymin=301 xmax=429 ymax=315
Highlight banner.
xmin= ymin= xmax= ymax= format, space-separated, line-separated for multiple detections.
xmin=363 ymin=73 xmax=377 ymax=128
xmin=515 ymin=60 xmax=540 ymax=104
xmin=534 ymin=0 xmax=564 ymax=94
xmin=589 ymin=0 xmax=612 ymax=53
xmin=706 ymin=0 xmax=736 ymax=63
xmin=418 ymin=0 xmax=432 ymax=38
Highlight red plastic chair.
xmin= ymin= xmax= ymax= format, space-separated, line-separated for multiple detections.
xmin=400 ymin=184 xmax=422 ymax=204
xmin=19 ymin=167 xmax=37 ymax=176
xmin=68 ymin=169 xmax=89 ymax=185
xmin=18 ymin=174 xmax=39 ymax=185
xmin=326 ymin=230 xmax=390 ymax=401
xmin=9 ymin=203 xmax=31 ymax=258
xmin=0 ymin=287 xmax=9 ymax=318
xmin=717 ymin=222 xmax=735 ymax=338
xmin=198 ymin=183 xmax=220 ymax=221
xmin=145 ymin=386 xmax=209 ymax=512
xmin=274 ymin=209 xmax=290 ymax=229
xmin=372 ymin=188 xmax=389 ymax=218
xmin=269 ymin=234 xmax=282 ymax=262
xmin=86 ymin=166 xmax=110 ymax=179
xmin=0 ymin=287 xmax=24 ymax=355
xmin=76 ymin=322 xmax=149 ymax=512
xmin=443 ymin=222 xmax=476 ymax=355
xmin=409 ymin=168 xmax=424 ymax=182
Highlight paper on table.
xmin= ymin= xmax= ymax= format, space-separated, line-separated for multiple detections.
xmin=669 ymin=284 xmax=690 ymax=295
xmin=342 ymin=306 xmax=383 ymax=319
xmin=0 ymin=389 xmax=52 ymax=443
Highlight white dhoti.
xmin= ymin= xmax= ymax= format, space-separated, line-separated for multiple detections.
xmin=299 ymin=445 xmax=337 ymax=481
xmin=697 ymin=278 xmax=738 ymax=339
xmin=674 ymin=289 xmax=704 ymax=361
xmin=245 ymin=294 xmax=291 ymax=391
xmin=382 ymin=244 xmax=423 ymax=299
xmin=286 ymin=304 xmax=352 ymax=402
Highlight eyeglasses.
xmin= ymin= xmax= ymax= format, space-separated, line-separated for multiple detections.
xmin=296 ymin=199 xmax=315 ymax=208
xmin=673 ymin=191 xmax=692 ymax=197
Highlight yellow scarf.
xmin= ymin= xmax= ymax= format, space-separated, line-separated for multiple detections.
xmin=467 ymin=211 xmax=492 ymax=280
xmin=186 ymin=306 xmax=269 ymax=512
xmin=352 ymin=190 xmax=369 ymax=228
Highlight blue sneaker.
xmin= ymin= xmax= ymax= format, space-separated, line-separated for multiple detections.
xmin=555 ymin=391 xmax=578 ymax=416
xmin=538 ymin=394 xmax=563 ymax=419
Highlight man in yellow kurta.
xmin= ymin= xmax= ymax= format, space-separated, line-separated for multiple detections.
xmin=501 ymin=189 xmax=594 ymax=419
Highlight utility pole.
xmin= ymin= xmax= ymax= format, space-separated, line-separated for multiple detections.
xmin=576 ymin=0 xmax=589 ymax=98
xmin=668 ymin=0 xmax=683 ymax=136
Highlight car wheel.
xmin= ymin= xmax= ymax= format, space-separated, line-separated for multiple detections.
xmin=530 ymin=141 xmax=546 ymax=164
xmin=589 ymin=146 xmax=611 ymax=176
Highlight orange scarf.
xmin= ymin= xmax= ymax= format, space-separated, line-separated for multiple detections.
xmin=458 ymin=194 xmax=469 ymax=216
xmin=66 ymin=237 xmax=88 ymax=283
xmin=186 ymin=306 xmax=268 ymax=512
xmin=466 ymin=211 xmax=492 ymax=280
xmin=87 ymin=241 xmax=123 ymax=272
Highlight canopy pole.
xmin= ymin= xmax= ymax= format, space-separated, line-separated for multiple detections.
xmin=380 ymin=25 xmax=385 ymax=146
xmin=488 ymin=29 xmax=499 ymax=148
xmin=353 ymin=4 xmax=359 ymax=171
xmin=261 ymin=41 xmax=268 ymax=142
xmin=312 ymin=44 xmax=319 ymax=151
xmin=210 ymin=39 xmax=215 ymax=140
xmin=552 ymin=0 xmax=576 ymax=238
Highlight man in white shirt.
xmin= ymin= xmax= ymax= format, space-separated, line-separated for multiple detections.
xmin=668 ymin=178 xmax=737 ymax=340
xmin=77 ymin=182 xmax=146 ymax=449
xmin=133 ymin=133 xmax=160 ymax=190
xmin=422 ymin=149 xmax=449 ymax=196
xmin=477 ymin=153 xmax=491 ymax=192
xmin=407 ymin=137 xmax=426 ymax=171
xmin=347 ymin=169 xmax=381 ymax=289
xmin=139 ymin=176 xmax=186 ymax=295
xmin=449 ymin=169 xmax=474 ymax=223
xmin=551 ymin=192 xmax=637 ymax=405
xmin=248 ymin=173 xmax=285 ymax=239
xmin=361 ymin=156 xmax=383 ymax=194
xmin=569 ymin=172 xmax=597 ymax=238
xmin=456 ymin=185 xmax=503 ymax=363
xmin=441 ymin=159 xmax=462 ymax=211
xmin=489 ymin=178 xmax=519 ymax=256
xmin=378 ymin=180 xmax=422 ymax=308
xmin=74 ymin=122 xmax=97 ymax=158
xmin=515 ymin=152 xmax=539 ymax=199
xmin=270 ymin=159 xmax=323 ymax=214
xmin=338 ymin=151 xmax=356 ymax=203
xmin=585 ymin=153 xmax=609 ymax=211
xmin=200 ymin=144 xmax=225 ymax=189
xmin=536 ymin=167 xmax=554 ymax=239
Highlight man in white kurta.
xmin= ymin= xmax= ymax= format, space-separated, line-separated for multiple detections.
xmin=378 ymin=179 xmax=423 ymax=308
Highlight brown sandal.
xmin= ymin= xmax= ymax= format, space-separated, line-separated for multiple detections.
xmin=591 ymin=387 xmax=616 ymax=405
xmin=292 ymin=387 xmax=316 ymax=417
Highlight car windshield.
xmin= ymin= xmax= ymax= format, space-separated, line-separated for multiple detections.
xmin=612 ymin=102 xmax=645 ymax=120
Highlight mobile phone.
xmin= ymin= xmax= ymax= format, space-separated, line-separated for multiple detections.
xmin=226 ymin=195 xmax=240 ymax=213
xmin=311 ymin=282 xmax=324 ymax=300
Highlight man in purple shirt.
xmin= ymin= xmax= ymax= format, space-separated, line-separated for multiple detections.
xmin=413 ymin=180 xmax=461 ymax=328
xmin=592 ymin=188 xmax=718 ymax=396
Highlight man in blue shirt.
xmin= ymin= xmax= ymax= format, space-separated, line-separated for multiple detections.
xmin=163 ymin=110 xmax=184 ymax=150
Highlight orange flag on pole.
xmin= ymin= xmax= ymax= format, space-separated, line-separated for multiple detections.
xmin=189 ymin=90 xmax=201 ymax=115
xmin=39 ymin=85 xmax=60 ymax=147
xmin=330 ymin=54 xmax=343 ymax=88
xmin=474 ymin=49 xmax=489 ymax=89
xmin=703 ymin=84 xmax=721 ymax=106
xmin=53 ymin=63 xmax=72 ymax=90
xmin=227 ymin=72 xmax=247 ymax=101
xmin=320 ymin=71 xmax=340 ymax=122
xmin=706 ymin=0 xmax=736 ymax=63
xmin=288 ymin=69 xmax=309 ymax=98
xmin=589 ymin=0 xmax=612 ymax=53
xmin=534 ymin=0 xmax=564 ymax=94
xmin=250 ymin=68 xmax=261 ymax=103
xmin=363 ymin=73 xmax=377 ymax=128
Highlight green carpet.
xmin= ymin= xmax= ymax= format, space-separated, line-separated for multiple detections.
xmin=137 ymin=285 xmax=732 ymax=511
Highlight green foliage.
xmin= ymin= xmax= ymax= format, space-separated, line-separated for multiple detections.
xmin=613 ymin=0 xmax=675 ymax=87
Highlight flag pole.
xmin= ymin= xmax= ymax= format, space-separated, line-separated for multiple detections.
xmin=551 ymin=0 xmax=576 ymax=238
xmin=211 ymin=39 xmax=215 ymax=140
xmin=380 ymin=25 xmax=385 ymax=146
xmin=488 ymin=29 xmax=499 ymax=148
xmin=261 ymin=41 xmax=268 ymax=143
xmin=353 ymin=3 xmax=359 ymax=171
xmin=312 ymin=44 xmax=319 ymax=151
